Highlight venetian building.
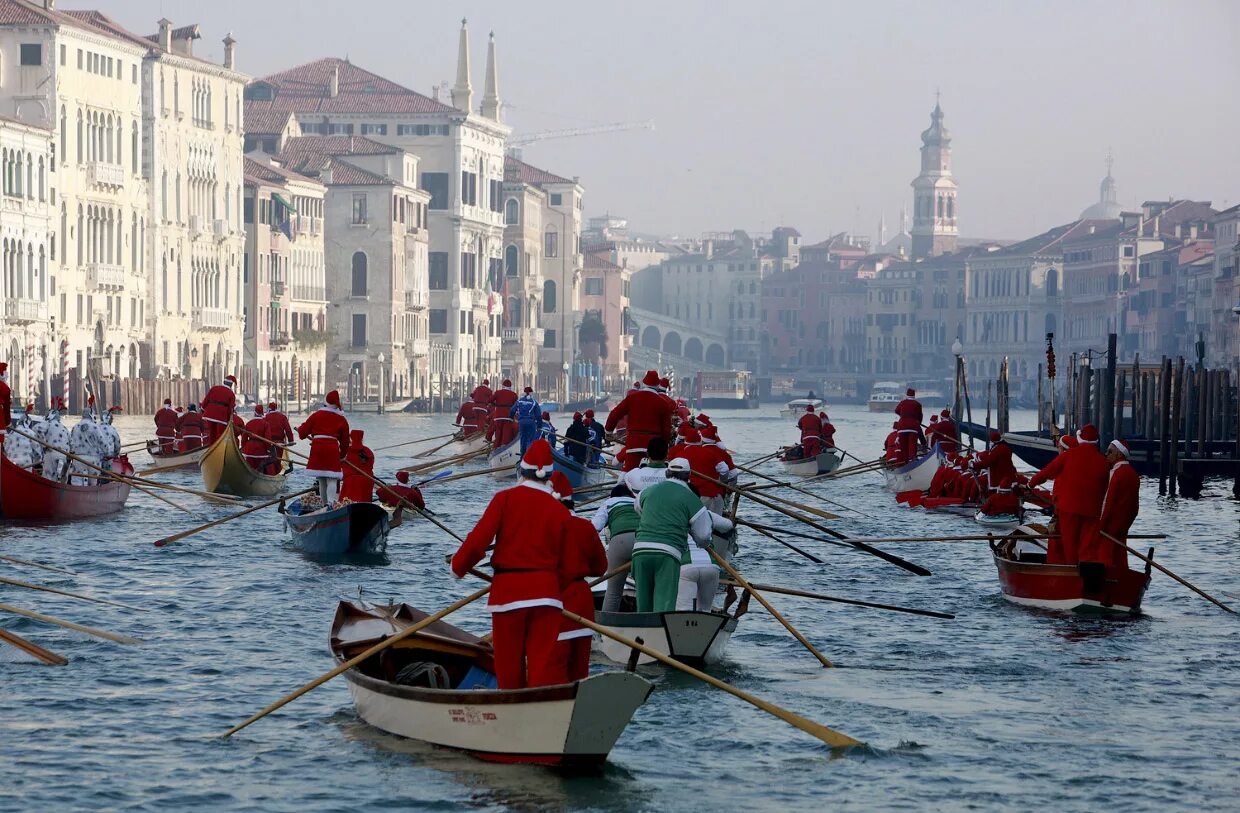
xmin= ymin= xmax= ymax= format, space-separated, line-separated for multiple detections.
xmin=911 ymin=98 xmax=958 ymax=260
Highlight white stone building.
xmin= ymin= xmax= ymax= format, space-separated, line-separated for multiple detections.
xmin=242 ymin=156 xmax=327 ymax=405
xmin=0 ymin=112 xmax=52 ymax=403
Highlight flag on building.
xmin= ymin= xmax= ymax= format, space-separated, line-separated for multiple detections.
xmin=273 ymin=193 xmax=298 ymax=241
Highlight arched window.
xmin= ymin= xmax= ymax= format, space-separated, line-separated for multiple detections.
xmin=1046 ymin=268 xmax=1058 ymax=298
xmin=504 ymin=198 xmax=519 ymax=225
xmin=351 ymin=251 xmax=367 ymax=296
xmin=131 ymin=121 xmax=138 ymax=171
xmin=76 ymin=110 xmax=82 ymax=163
xmin=504 ymin=244 xmax=519 ymax=276
xmin=543 ymin=280 xmax=556 ymax=313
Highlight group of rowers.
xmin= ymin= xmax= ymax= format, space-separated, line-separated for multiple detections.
xmin=0 ymin=392 xmax=124 ymax=486
xmin=792 ymin=404 xmax=838 ymax=458
xmin=453 ymin=378 xmax=548 ymax=454
xmin=448 ymin=369 xmax=740 ymax=691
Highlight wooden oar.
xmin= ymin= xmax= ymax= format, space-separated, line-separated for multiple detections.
xmin=0 ymin=554 xmax=77 ymax=576
xmin=111 ymin=472 xmax=242 ymax=504
xmin=220 ymin=585 xmax=492 ymax=738
xmin=0 ymin=628 xmax=68 ymax=665
xmin=139 ymin=459 xmax=203 ymax=476
xmin=737 ymin=449 xmax=784 ymax=468
xmin=719 ymin=579 xmax=955 ymax=619
xmin=154 ymin=487 xmax=316 ymax=547
xmin=709 ymin=550 xmax=833 ymax=668
xmin=563 ymin=611 xmax=862 ymax=749
xmin=417 ymin=465 xmax=514 ymax=486
xmin=0 ymin=602 xmax=142 ymax=644
xmin=413 ymin=432 xmax=466 ymax=459
xmin=737 ymin=517 xmax=828 ymax=563
xmin=699 ymin=472 xmax=930 ymax=576
xmin=398 ymin=445 xmax=490 ymax=474
xmin=1101 ymin=531 xmax=1235 ymax=614
xmin=373 ymin=432 xmax=458 ymax=453
xmin=734 ymin=465 xmax=857 ymax=517
xmin=0 ymin=575 xmax=145 ymax=611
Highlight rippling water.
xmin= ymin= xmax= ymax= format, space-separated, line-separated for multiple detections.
xmin=2 ymin=405 xmax=1238 ymax=812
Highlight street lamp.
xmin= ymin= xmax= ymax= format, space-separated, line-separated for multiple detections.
xmin=377 ymin=352 xmax=386 ymax=414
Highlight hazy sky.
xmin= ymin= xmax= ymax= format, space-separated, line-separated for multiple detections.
xmin=86 ymin=0 xmax=1240 ymax=244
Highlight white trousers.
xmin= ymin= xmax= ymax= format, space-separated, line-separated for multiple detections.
xmin=676 ymin=564 xmax=719 ymax=611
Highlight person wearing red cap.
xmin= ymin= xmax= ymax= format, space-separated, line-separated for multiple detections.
xmin=454 ymin=396 xmax=482 ymax=438
xmin=487 ymin=379 xmax=519 ymax=448
xmin=562 ymin=411 xmax=591 ymax=465
xmin=240 ymin=405 xmax=275 ymax=474
xmin=582 ymin=409 xmax=606 ymax=463
xmin=973 ymin=430 xmax=1021 ymax=517
xmin=339 ymin=429 xmax=376 ymax=503
xmin=818 ymin=412 xmax=836 ymax=450
xmin=154 ymin=398 xmax=179 ymax=453
xmin=605 ymin=370 xmax=674 ymax=471
xmin=178 ymin=403 xmax=205 ymax=451
xmin=883 ymin=421 xmax=901 ymax=463
xmin=230 ymin=409 xmax=246 ymax=441
xmin=549 ymin=471 xmax=608 ymax=682
xmin=297 ymin=391 xmax=351 ymax=502
xmin=470 ymin=378 xmax=494 ymax=409
xmin=894 ymin=387 xmax=924 ymax=462
xmin=265 ymin=402 xmax=294 ymax=444
xmin=200 ymin=375 xmax=238 ymax=444
xmin=932 ymin=408 xmax=958 ymax=454
xmin=1082 ymin=439 xmax=1140 ymax=585
xmin=451 ymin=438 xmax=571 ymax=689
xmin=378 ymin=469 xmax=425 ymax=511
xmin=0 ymin=361 xmax=10 ymax=439
xmin=538 ymin=410 xmax=557 ymax=445
xmin=656 ymin=377 xmax=676 ymax=412
xmin=1027 ymin=423 xmax=1109 ymax=564
xmin=796 ymin=404 xmax=823 ymax=458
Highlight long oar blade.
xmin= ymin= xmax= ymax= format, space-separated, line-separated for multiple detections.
xmin=0 ymin=554 xmax=77 ymax=576
xmin=0 ymin=628 xmax=69 ymax=666
xmin=155 ymin=487 xmax=315 ymax=547
xmin=0 ymin=575 xmax=145 ymax=612
xmin=0 ymin=602 xmax=141 ymax=644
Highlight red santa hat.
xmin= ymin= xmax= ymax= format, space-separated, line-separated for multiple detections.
xmin=819 ymin=411 xmax=828 ymax=419
xmin=683 ymin=426 xmax=702 ymax=444
xmin=268 ymin=402 xmax=279 ymax=411
xmin=326 ymin=390 xmax=341 ymax=408
xmin=224 ymin=374 xmax=237 ymax=387
xmin=502 ymin=379 xmax=513 ymax=389
xmin=989 ymin=429 xmax=1001 ymax=443
xmin=1077 ymin=424 xmax=1099 ymax=444
xmin=482 ymin=379 xmax=490 ymax=386
xmin=1109 ymin=438 xmax=1130 ymax=457
xmin=87 ymin=395 xmax=95 ymax=406
xmin=906 ymin=387 xmax=916 ymax=397
xmin=519 ymin=438 xmax=555 ymax=479
xmin=805 ymin=404 xmax=815 ymax=413
xmin=550 ymin=471 xmax=574 ymax=502
xmin=396 ymin=470 xmax=410 ymax=484
xmin=177 ymin=406 xmax=184 ymax=413
xmin=573 ymin=411 xmax=583 ymax=421
xmin=109 ymin=405 xmax=122 ymax=413
xmin=0 ymin=362 xmax=7 ymax=375
xmin=523 ymin=386 xmax=533 ymax=394
xmin=696 ymin=413 xmax=713 ymax=426
xmin=642 ymin=370 xmax=660 ymax=388
xmin=254 ymin=404 xmax=265 ymax=416
xmin=701 ymin=425 xmax=720 ymax=442
xmin=659 ymin=377 xmax=671 ymax=389
xmin=541 ymin=411 xmax=550 ymax=420
xmin=941 ymin=408 xmax=951 ymax=418
xmin=164 ymin=398 xmax=172 ymax=406
xmin=930 ymin=415 xmax=939 ymax=423
xmin=24 ymin=403 xmax=33 ymax=414
xmin=1057 ymin=434 xmax=1078 ymax=451
xmin=585 ymin=409 xmax=595 ymax=418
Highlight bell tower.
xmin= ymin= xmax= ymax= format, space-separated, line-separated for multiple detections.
xmin=910 ymin=94 xmax=958 ymax=260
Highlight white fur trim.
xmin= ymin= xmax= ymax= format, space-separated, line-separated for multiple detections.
xmin=304 ymin=469 xmax=343 ymax=479
xmin=487 ymin=598 xmax=563 ymax=613
xmin=557 ymin=628 xmax=595 ymax=641
xmin=1109 ymin=439 xmax=1129 ymax=456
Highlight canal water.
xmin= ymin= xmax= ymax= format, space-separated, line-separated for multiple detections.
xmin=1 ymin=404 xmax=1237 ymax=812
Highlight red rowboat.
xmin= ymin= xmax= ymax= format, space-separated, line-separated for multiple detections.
xmin=990 ymin=524 xmax=1152 ymax=616
xmin=0 ymin=455 xmax=134 ymax=521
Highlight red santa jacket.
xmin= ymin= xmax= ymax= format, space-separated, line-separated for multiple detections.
xmin=154 ymin=406 xmax=179 ymax=435
xmin=455 ymin=400 xmax=479 ymax=429
xmin=378 ymin=483 xmax=424 ymax=510
xmin=1027 ymin=442 xmax=1109 ymax=517
xmin=491 ymin=388 xmax=518 ymax=411
xmin=178 ymin=411 xmax=204 ymax=439
xmin=470 ymin=384 xmax=494 ymax=406
xmin=895 ymin=397 xmax=923 ymax=424
xmin=821 ymin=421 xmax=836 ymax=448
xmin=0 ymin=379 xmax=10 ymax=431
xmin=241 ymin=416 xmax=271 ymax=461
xmin=201 ymin=384 xmax=236 ymax=423
xmin=559 ymin=514 xmax=608 ymax=635
xmin=264 ymin=410 xmax=294 ymax=444
xmin=687 ymin=442 xmax=733 ymax=498
xmin=296 ymin=406 xmax=350 ymax=476
xmin=1099 ymin=461 xmax=1140 ymax=537
xmin=797 ymin=412 xmax=823 ymax=441
xmin=973 ymin=441 xmax=1018 ymax=487
xmin=451 ymin=482 xmax=570 ymax=611
xmin=339 ymin=442 xmax=376 ymax=503
xmin=605 ymin=389 xmax=673 ymax=446
xmin=932 ymin=418 xmax=959 ymax=452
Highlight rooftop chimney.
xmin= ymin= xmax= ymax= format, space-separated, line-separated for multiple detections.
xmin=158 ymin=18 xmax=172 ymax=51
xmin=329 ymin=64 xmax=339 ymax=98
xmin=321 ymin=165 xmax=333 ymax=185
xmin=222 ymin=33 xmax=236 ymax=70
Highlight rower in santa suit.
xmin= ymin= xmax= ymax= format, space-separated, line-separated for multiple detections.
xmin=883 ymin=422 xmax=902 ymax=463
xmin=240 ymin=404 xmax=274 ymax=473
xmin=454 ymin=396 xmax=481 ymax=438
xmin=549 ymin=471 xmax=608 ymax=683
xmin=178 ymin=404 xmax=205 ymax=451
xmin=894 ymin=387 xmax=924 ymax=462
xmin=686 ymin=426 xmax=738 ymax=515
xmin=378 ymin=470 xmax=426 ymax=511
xmin=818 ymin=412 xmax=837 ymax=449
xmin=1081 ymin=439 xmax=1141 ymax=590
xmin=470 ymin=378 xmax=494 ymax=409
xmin=0 ymin=362 xmax=11 ymax=444
xmin=339 ymin=429 xmax=376 ymax=503
xmin=451 ymin=439 xmax=570 ymax=689
xmin=487 ymin=379 xmax=519 ymax=448
xmin=265 ymin=402 xmax=294 ymax=444
xmin=154 ymin=398 xmax=179 ymax=453
xmin=200 ymin=374 xmax=238 ymax=444
xmin=296 ymin=390 xmax=351 ymax=502
xmin=796 ymin=404 xmax=823 ymax=458
xmin=1026 ymin=424 xmax=1109 ymax=565
xmin=973 ymin=430 xmax=1021 ymax=517
xmin=934 ymin=409 xmax=959 ymax=453
xmin=605 ymin=370 xmax=674 ymax=472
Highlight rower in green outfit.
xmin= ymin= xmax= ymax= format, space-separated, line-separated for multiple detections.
xmin=632 ymin=457 xmax=734 ymax=613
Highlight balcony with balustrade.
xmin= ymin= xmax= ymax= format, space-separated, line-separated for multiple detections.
xmin=88 ymin=162 xmax=124 ymax=188
xmin=410 ymin=337 xmax=430 ymax=356
xmin=193 ymin=307 xmax=231 ymax=331
xmin=4 ymin=299 xmax=48 ymax=324
xmin=270 ymin=279 xmax=286 ymax=298
xmin=86 ymin=263 xmax=124 ymax=290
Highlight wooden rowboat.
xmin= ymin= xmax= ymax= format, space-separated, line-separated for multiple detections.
xmin=0 ymin=455 xmax=133 ymax=521
xmin=551 ymin=447 xmax=611 ymax=490
xmin=779 ymin=448 xmax=843 ymax=477
xmin=447 ymin=432 xmax=488 ymax=457
xmin=284 ymin=498 xmax=393 ymax=557
xmin=593 ymin=608 xmax=737 ymax=667
xmin=199 ymin=423 xmax=289 ymax=497
xmin=487 ymin=437 xmax=521 ymax=479
xmin=330 ymin=600 xmax=653 ymax=767
xmin=990 ymin=524 xmax=1152 ymax=615
xmin=143 ymin=439 xmax=206 ymax=471
xmin=883 ymin=443 xmax=941 ymax=493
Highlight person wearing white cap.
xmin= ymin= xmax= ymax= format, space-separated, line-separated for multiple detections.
xmin=631 ymin=457 xmax=733 ymax=613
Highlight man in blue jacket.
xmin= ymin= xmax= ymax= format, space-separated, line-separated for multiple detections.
xmin=510 ymin=387 xmax=543 ymax=454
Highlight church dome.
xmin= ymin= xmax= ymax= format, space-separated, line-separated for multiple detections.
xmin=1080 ymin=169 xmax=1124 ymax=220
xmin=921 ymin=101 xmax=951 ymax=147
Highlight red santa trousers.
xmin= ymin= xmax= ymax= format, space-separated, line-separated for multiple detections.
xmin=1048 ymin=512 xmax=1097 ymax=566
xmin=490 ymin=605 xmax=565 ymax=689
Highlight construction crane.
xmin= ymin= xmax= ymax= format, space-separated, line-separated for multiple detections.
xmin=506 ymin=120 xmax=655 ymax=157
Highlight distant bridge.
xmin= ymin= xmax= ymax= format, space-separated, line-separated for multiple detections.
xmin=626 ymin=308 xmax=732 ymax=382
